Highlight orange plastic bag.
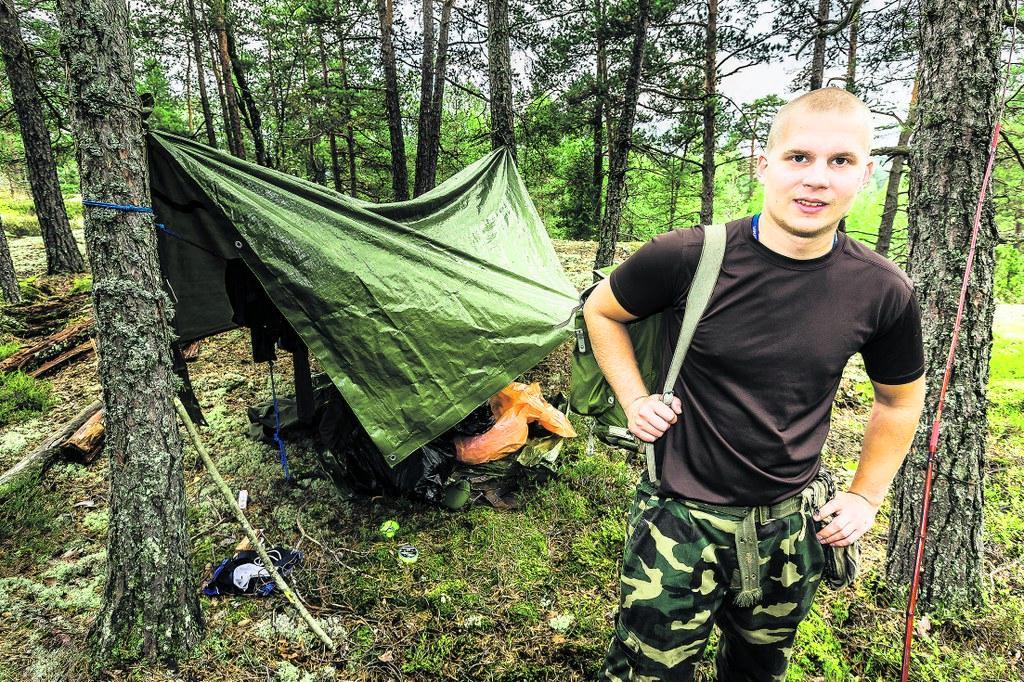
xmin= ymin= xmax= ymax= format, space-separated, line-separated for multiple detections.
xmin=455 ymin=382 xmax=577 ymax=464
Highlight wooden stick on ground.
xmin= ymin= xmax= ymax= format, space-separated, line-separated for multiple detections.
xmin=172 ymin=397 xmax=335 ymax=650
xmin=0 ymin=399 xmax=103 ymax=490
xmin=62 ymin=408 xmax=105 ymax=462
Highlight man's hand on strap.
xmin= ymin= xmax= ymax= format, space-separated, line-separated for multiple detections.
xmin=814 ymin=491 xmax=880 ymax=547
xmin=624 ymin=394 xmax=683 ymax=443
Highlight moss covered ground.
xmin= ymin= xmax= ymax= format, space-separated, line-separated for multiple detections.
xmin=0 ymin=237 xmax=1020 ymax=681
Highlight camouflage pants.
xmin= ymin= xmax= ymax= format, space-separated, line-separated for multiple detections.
xmin=602 ymin=478 xmax=824 ymax=681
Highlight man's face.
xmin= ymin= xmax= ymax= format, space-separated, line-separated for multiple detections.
xmin=757 ymin=108 xmax=875 ymax=239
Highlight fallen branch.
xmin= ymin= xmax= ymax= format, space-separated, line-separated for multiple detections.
xmin=173 ymin=398 xmax=335 ymax=650
xmin=31 ymin=339 xmax=95 ymax=378
xmin=0 ymin=400 xmax=103 ymax=491
xmin=1 ymin=320 xmax=94 ymax=374
xmin=62 ymin=408 xmax=105 ymax=463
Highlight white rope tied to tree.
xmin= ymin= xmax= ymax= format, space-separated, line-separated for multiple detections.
xmin=172 ymin=397 xmax=335 ymax=650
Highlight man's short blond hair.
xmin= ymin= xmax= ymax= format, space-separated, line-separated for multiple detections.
xmin=766 ymin=88 xmax=874 ymax=151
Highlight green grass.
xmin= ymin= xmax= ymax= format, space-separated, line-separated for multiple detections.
xmin=0 ymin=371 xmax=53 ymax=427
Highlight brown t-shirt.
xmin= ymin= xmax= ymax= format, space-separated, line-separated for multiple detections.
xmin=609 ymin=216 xmax=924 ymax=505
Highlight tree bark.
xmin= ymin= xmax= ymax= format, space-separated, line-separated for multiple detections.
xmin=185 ymin=0 xmax=217 ymax=146
xmin=590 ymin=0 xmax=605 ymax=238
xmin=884 ymin=0 xmax=1000 ymax=610
xmin=593 ymin=0 xmax=650 ymax=270
xmin=0 ymin=0 xmax=84 ymax=275
xmin=377 ymin=0 xmax=409 ymax=200
xmin=487 ymin=0 xmax=516 ymax=159
xmin=58 ymin=0 xmax=204 ymax=664
xmin=210 ymin=0 xmax=245 ymax=159
xmin=0 ymin=215 xmax=20 ymax=304
xmin=414 ymin=0 xmax=436 ymax=196
xmin=423 ymin=0 xmax=453 ymax=191
xmin=340 ymin=38 xmax=358 ymax=195
xmin=876 ymin=75 xmax=919 ymax=257
xmin=700 ymin=0 xmax=717 ymax=225
xmin=317 ymin=28 xmax=342 ymax=192
xmin=810 ymin=0 xmax=829 ymax=90
xmin=845 ymin=7 xmax=858 ymax=93
xmin=226 ymin=27 xmax=266 ymax=165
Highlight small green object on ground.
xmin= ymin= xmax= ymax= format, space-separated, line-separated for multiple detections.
xmin=379 ymin=519 xmax=399 ymax=539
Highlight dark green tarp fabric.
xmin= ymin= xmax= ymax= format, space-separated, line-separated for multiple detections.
xmin=147 ymin=133 xmax=578 ymax=465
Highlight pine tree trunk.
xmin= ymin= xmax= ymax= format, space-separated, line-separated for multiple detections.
xmin=414 ymin=0 xmax=435 ymax=197
xmin=845 ymin=8 xmax=858 ymax=93
xmin=487 ymin=0 xmax=516 ymax=159
xmin=421 ymin=0 xmax=453 ymax=192
xmin=700 ymin=0 xmax=717 ymax=225
xmin=226 ymin=27 xmax=266 ymax=165
xmin=810 ymin=0 xmax=829 ymax=90
xmin=211 ymin=0 xmax=245 ymax=159
xmin=0 ymin=0 xmax=84 ymax=275
xmin=593 ymin=0 xmax=650 ymax=270
xmin=58 ymin=0 xmax=203 ymax=663
xmin=590 ymin=0 xmax=605 ymax=238
xmin=377 ymin=0 xmax=409 ymax=200
xmin=340 ymin=38 xmax=358 ymax=196
xmin=884 ymin=0 xmax=1000 ymax=610
xmin=0 ymin=215 xmax=20 ymax=304
xmin=876 ymin=77 xmax=919 ymax=257
xmin=186 ymin=0 xmax=217 ymax=146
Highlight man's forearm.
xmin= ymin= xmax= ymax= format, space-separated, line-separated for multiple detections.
xmin=849 ymin=399 xmax=922 ymax=505
xmin=583 ymin=305 xmax=648 ymax=409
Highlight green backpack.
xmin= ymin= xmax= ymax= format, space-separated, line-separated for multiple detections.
xmin=568 ymin=224 xmax=727 ymax=482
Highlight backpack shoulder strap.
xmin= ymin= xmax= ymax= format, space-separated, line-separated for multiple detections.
xmin=645 ymin=223 xmax=727 ymax=485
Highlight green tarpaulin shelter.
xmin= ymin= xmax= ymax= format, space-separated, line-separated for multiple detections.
xmin=147 ymin=133 xmax=578 ymax=465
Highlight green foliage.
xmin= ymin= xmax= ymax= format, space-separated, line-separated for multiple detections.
xmin=995 ymin=243 xmax=1024 ymax=303
xmin=69 ymin=275 xmax=92 ymax=295
xmin=0 ymin=340 xmax=20 ymax=362
xmin=0 ymin=371 xmax=53 ymax=427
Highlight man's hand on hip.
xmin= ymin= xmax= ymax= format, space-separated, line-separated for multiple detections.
xmin=625 ymin=394 xmax=683 ymax=443
xmin=813 ymin=491 xmax=879 ymax=547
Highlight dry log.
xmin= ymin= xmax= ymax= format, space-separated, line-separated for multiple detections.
xmin=0 ymin=399 xmax=103 ymax=491
xmin=30 ymin=339 xmax=95 ymax=378
xmin=62 ymin=408 xmax=105 ymax=463
xmin=1 ymin=320 xmax=93 ymax=374
xmin=182 ymin=340 xmax=202 ymax=361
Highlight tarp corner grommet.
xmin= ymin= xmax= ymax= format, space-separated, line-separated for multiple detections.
xmin=234 ymin=240 xmax=243 ymax=249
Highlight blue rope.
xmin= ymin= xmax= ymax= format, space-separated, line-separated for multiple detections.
xmin=82 ymin=199 xmax=154 ymax=214
xmin=83 ymin=198 xmax=224 ymax=258
xmin=267 ymin=361 xmax=291 ymax=481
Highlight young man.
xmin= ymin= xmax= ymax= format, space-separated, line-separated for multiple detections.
xmin=585 ymin=88 xmax=927 ymax=681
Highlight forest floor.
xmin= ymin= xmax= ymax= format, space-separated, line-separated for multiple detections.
xmin=0 ymin=232 xmax=1021 ymax=681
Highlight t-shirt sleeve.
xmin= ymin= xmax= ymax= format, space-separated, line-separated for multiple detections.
xmin=860 ymin=293 xmax=925 ymax=384
xmin=608 ymin=229 xmax=696 ymax=318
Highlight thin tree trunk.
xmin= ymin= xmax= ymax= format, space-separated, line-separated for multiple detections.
xmin=810 ymin=0 xmax=829 ymax=90
xmin=0 ymin=215 xmax=20 ymax=304
xmin=421 ymin=0 xmax=453 ymax=192
xmin=700 ymin=0 xmax=718 ymax=224
xmin=226 ymin=27 xmax=266 ymax=165
xmin=186 ymin=0 xmax=217 ymax=146
xmin=340 ymin=38 xmax=358 ymax=196
xmin=593 ymin=0 xmax=650 ymax=270
xmin=591 ymin=0 xmax=605 ymax=238
xmin=211 ymin=0 xmax=245 ymax=159
xmin=885 ymin=0 xmax=1000 ymax=610
xmin=487 ymin=0 xmax=516 ymax=159
xmin=876 ymin=75 xmax=919 ymax=257
xmin=0 ymin=0 xmax=84 ymax=275
xmin=377 ymin=0 xmax=409 ymax=200
xmin=845 ymin=7 xmax=858 ymax=93
xmin=414 ymin=0 xmax=435 ymax=196
xmin=317 ymin=28 xmax=341 ymax=191
xmin=58 ymin=0 xmax=203 ymax=663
